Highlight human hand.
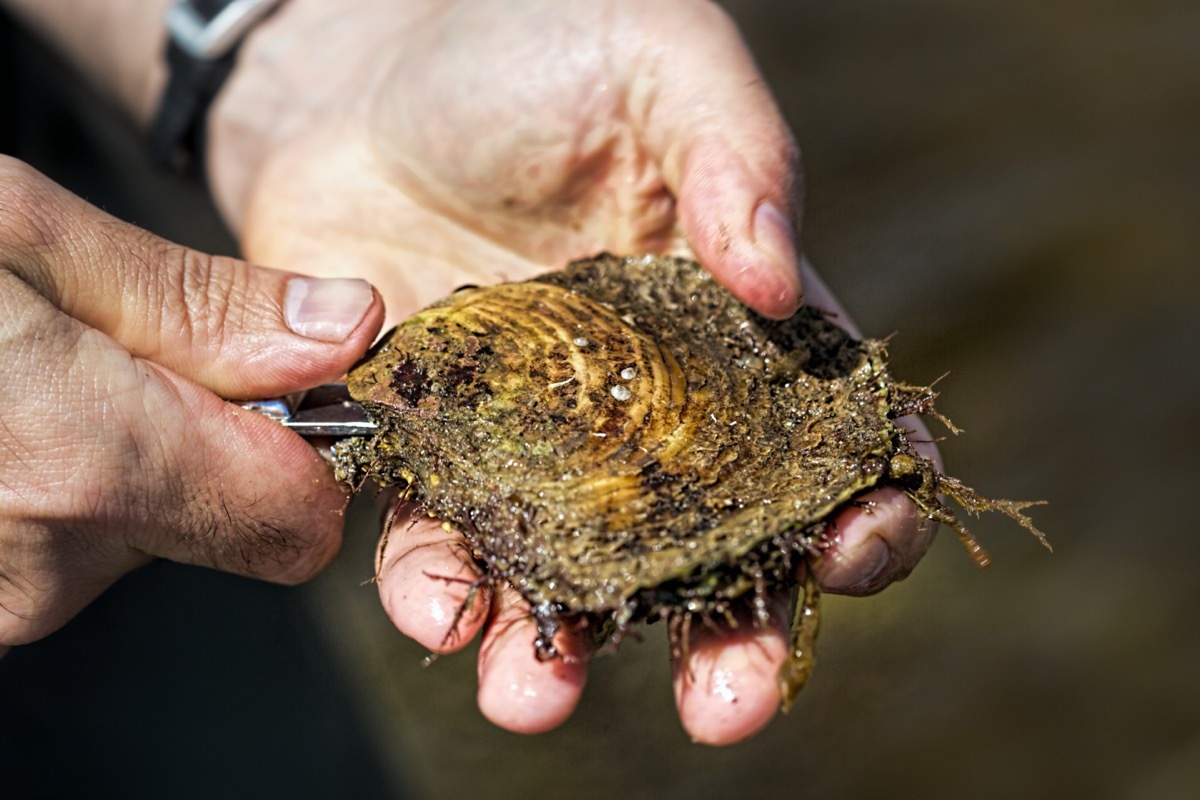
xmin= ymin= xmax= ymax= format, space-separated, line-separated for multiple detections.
xmin=205 ymin=0 xmax=938 ymax=742
xmin=0 ymin=156 xmax=383 ymax=648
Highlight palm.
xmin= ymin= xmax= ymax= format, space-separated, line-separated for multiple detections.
xmin=233 ymin=0 xmax=799 ymax=324
xmin=370 ymin=5 xmax=683 ymax=269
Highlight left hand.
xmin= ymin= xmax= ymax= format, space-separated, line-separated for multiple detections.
xmin=207 ymin=0 xmax=937 ymax=744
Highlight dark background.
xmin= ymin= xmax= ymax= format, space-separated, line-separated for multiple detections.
xmin=2 ymin=1 xmax=1198 ymax=797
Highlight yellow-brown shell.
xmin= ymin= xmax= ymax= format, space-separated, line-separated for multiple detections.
xmin=335 ymin=254 xmax=1047 ymax=704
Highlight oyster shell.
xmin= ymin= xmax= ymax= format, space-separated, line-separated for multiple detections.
xmin=334 ymin=254 xmax=1048 ymax=709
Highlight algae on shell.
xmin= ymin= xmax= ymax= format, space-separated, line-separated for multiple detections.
xmin=333 ymin=254 xmax=1048 ymax=708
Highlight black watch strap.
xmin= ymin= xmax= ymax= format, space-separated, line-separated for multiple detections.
xmin=149 ymin=0 xmax=284 ymax=170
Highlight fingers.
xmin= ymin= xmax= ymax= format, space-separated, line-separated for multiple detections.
xmin=375 ymin=509 xmax=491 ymax=653
xmin=476 ymin=584 xmax=591 ymax=734
xmin=636 ymin=3 xmax=802 ymax=318
xmin=375 ymin=510 xmax=589 ymax=733
xmin=372 ymin=492 xmax=934 ymax=742
xmin=0 ymin=297 xmax=351 ymax=643
xmin=0 ymin=354 xmax=351 ymax=643
xmin=671 ymin=503 xmax=931 ymax=749
xmin=126 ymin=369 xmax=352 ymax=582
xmin=0 ymin=156 xmax=384 ymax=399
xmin=0 ymin=157 xmax=375 ymax=645
xmin=795 ymin=257 xmax=942 ymax=594
xmin=672 ymin=141 xmax=802 ymax=320
xmin=672 ymin=598 xmax=791 ymax=745
xmin=376 ymin=507 xmax=792 ymax=743
xmin=812 ymin=487 xmax=938 ymax=595
xmin=373 ymin=508 xmax=797 ymax=741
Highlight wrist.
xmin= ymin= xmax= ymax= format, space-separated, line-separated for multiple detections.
xmin=150 ymin=0 xmax=289 ymax=169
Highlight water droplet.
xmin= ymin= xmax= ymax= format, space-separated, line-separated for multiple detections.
xmin=610 ymin=384 xmax=632 ymax=401
xmin=619 ymin=367 xmax=637 ymax=380
xmin=573 ymin=336 xmax=590 ymax=347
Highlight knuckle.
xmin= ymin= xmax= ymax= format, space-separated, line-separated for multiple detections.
xmin=0 ymin=158 xmax=66 ymax=271
xmin=151 ymin=243 xmax=249 ymax=354
xmin=0 ymin=155 xmax=54 ymax=212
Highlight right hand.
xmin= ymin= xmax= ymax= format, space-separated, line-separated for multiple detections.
xmin=0 ymin=156 xmax=384 ymax=650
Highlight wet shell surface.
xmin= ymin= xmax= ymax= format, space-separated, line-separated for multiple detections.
xmin=333 ymin=254 xmax=1048 ymax=708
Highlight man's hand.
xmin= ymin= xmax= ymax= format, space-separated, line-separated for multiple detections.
xmin=209 ymin=0 xmax=802 ymax=323
xmin=0 ymin=156 xmax=383 ymax=647
xmin=202 ymin=0 xmax=938 ymax=743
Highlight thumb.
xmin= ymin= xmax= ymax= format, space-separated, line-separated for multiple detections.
xmin=1 ymin=157 xmax=384 ymax=398
xmin=637 ymin=3 xmax=803 ymax=319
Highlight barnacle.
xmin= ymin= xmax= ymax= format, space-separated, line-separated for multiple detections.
xmin=333 ymin=254 xmax=1048 ymax=709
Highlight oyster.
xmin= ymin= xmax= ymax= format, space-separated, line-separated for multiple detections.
xmin=334 ymin=254 xmax=1048 ymax=709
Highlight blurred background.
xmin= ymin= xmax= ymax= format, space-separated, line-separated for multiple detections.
xmin=1 ymin=1 xmax=1197 ymax=797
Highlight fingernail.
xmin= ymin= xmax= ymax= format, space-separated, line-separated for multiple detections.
xmin=284 ymin=277 xmax=374 ymax=343
xmin=843 ymin=536 xmax=893 ymax=595
xmin=811 ymin=528 xmax=893 ymax=595
xmin=753 ymin=202 xmax=802 ymax=303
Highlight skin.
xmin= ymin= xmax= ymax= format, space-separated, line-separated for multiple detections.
xmin=0 ymin=155 xmax=384 ymax=645
xmin=213 ymin=0 xmax=939 ymax=742
xmin=1 ymin=0 xmax=939 ymax=744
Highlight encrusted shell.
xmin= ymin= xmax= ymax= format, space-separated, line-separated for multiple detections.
xmin=335 ymin=254 xmax=1047 ymax=708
